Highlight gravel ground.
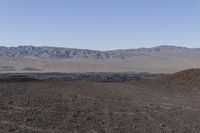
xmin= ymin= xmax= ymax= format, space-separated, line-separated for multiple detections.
xmin=0 ymin=71 xmax=200 ymax=132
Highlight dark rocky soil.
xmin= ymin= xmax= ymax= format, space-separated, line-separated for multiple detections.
xmin=0 ymin=72 xmax=160 ymax=82
xmin=1 ymin=70 xmax=200 ymax=132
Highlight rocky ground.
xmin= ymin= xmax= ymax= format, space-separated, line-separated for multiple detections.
xmin=1 ymin=70 xmax=200 ymax=132
xmin=0 ymin=72 xmax=160 ymax=82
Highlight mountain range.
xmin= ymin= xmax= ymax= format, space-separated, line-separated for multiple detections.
xmin=0 ymin=45 xmax=199 ymax=73
xmin=0 ymin=45 xmax=195 ymax=59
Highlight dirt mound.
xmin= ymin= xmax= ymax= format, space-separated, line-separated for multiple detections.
xmin=165 ymin=69 xmax=200 ymax=85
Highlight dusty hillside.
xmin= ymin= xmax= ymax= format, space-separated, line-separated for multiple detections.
xmin=156 ymin=69 xmax=200 ymax=86
xmin=168 ymin=69 xmax=200 ymax=81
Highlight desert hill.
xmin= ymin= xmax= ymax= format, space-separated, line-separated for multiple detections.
xmin=162 ymin=69 xmax=200 ymax=85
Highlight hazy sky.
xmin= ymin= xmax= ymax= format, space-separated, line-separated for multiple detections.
xmin=0 ymin=0 xmax=199 ymax=50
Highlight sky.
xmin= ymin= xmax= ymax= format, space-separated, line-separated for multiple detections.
xmin=0 ymin=0 xmax=199 ymax=50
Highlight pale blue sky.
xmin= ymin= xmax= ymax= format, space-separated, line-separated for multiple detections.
xmin=0 ymin=0 xmax=199 ymax=50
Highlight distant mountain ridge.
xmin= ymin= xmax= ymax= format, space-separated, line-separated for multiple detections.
xmin=0 ymin=45 xmax=198 ymax=59
xmin=0 ymin=45 xmax=200 ymax=73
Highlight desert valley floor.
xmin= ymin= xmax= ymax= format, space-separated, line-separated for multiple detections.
xmin=1 ymin=69 xmax=200 ymax=132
